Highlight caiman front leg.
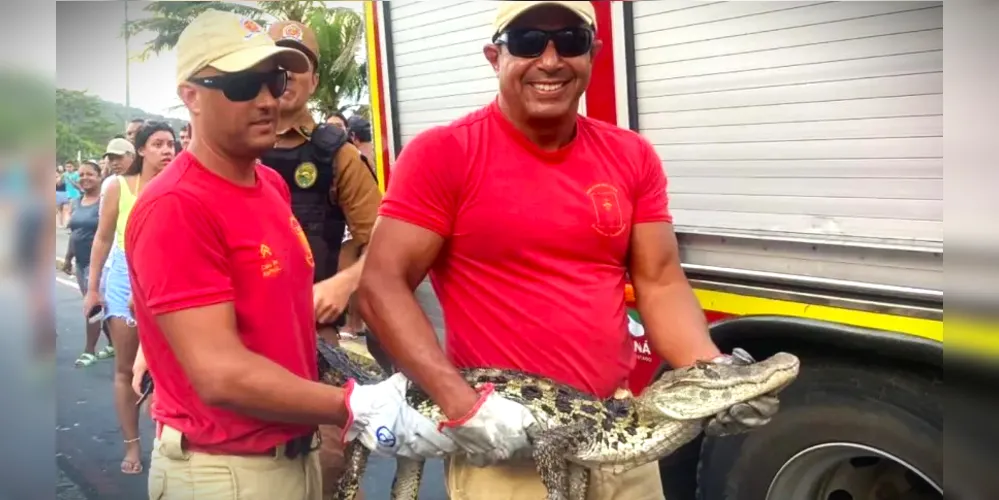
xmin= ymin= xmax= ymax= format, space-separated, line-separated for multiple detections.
xmin=332 ymin=442 xmax=370 ymax=500
xmin=530 ymin=422 xmax=591 ymax=500
xmin=389 ymin=456 xmax=425 ymax=500
xmin=568 ymin=466 xmax=590 ymax=500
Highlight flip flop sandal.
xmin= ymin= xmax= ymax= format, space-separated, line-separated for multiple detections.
xmin=121 ymin=438 xmax=143 ymax=475
xmin=120 ymin=459 xmax=143 ymax=475
xmin=95 ymin=346 xmax=115 ymax=359
xmin=74 ymin=353 xmax=97 ymax=367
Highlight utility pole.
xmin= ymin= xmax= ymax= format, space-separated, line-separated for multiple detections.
xmin=124 ymin=1 xmax=131 ymax=111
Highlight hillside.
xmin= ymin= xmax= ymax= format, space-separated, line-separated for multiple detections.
xmin=0 ymin=71 xmax=54 ymax=153
xmin=56 ymin=88 xmax=188 ymax=162
xmin=99 ymin=98 xmax=188 ymax=134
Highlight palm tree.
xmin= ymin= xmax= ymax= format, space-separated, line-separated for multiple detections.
xmin=123 ymin=2 xmax=267 ymax=61
xmin=308 ymin=8 xmax=366 ymax=119
xmin=124 ymin=1 xmax=367 ymax=118
xmin=256 ymin=0 xmax=326 ymax=23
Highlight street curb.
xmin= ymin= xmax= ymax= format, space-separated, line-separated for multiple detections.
xmin=57 ymin=256 xmax=376 ymax=361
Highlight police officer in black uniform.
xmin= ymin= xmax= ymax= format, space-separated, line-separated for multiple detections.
xmin=264 ymin=19 xmax=391 ymax=500
xmin=263 ymin=20 xmax=388 ymax=368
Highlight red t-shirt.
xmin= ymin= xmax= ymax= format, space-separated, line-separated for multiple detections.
xmin=125 ymin=151 xmax=318 ymax=453
xmin=379 ymin=101 xmax=671 ymax=398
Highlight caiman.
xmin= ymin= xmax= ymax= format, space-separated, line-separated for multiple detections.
xmin=317 ymin=338 xmax=800 ymax=500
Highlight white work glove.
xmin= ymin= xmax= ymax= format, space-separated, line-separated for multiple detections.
xmin=704 ymin=348 xmax=781 ymax=436
xmin=342 ymin=372 xmax=458 ymax=459
xmin=437 ymin=383 xmax=538 ymax=467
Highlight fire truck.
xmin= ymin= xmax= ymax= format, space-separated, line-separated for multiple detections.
xmin=357 ymin=1 xmax=985 ymax=498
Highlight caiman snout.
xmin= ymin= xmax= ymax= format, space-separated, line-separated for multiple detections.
xmin=638 ymin=352 xmax=801 ymax=421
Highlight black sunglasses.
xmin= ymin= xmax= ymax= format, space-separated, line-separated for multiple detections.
xmin=188 ymin=69 xmax=288 ymax=102
xmin=493 ymin=27 xmax=594 ymax=59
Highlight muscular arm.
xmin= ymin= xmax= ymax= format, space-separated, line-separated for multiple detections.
xmin=354 ymin=127 xmax=479 ymax=420
xmin=629 ymin=222 xmax=721 ymax=367
xmin=128 ymin=193 xmax=350 ymax=426
xmin=155 ymin=302 xmax=349 ymax=425
xmin=356 ymin=217 xmax=479 ymax=420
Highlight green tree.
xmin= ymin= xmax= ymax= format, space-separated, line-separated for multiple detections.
xmin=307 ymin=8 xmax=365 ymax=119
xmin=0 ymin=71 xmax=55 ymax=154
xmin=123 ymin=2 xmax=266 ymax=62
xmin=124 ymin=1 xmax=367 ymax=119
xmin=56 ymin=122 xmax=100 ymax=163
xmin=55 ymin=89 xmax=119 ymax=163
xmin=256 ymin=0 xmax=326 ymax=23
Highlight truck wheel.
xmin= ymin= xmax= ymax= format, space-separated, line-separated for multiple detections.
xmin=695 ymin=358 xmax=942 ymax=500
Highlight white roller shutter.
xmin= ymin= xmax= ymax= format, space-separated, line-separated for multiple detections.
xmin=631 ymin=1 xmax=943 ymax=248
xmin=387 ymin=0 xmax=498 ymax=148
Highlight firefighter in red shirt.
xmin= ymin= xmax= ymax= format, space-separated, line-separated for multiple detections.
xmin=358 ymin=1 xmax=781 ymax=498
xmin=125 ymin=10 xmax=455 ymax=499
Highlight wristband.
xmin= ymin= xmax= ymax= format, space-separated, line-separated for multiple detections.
xmin=437 ymin=383 xmax=495 ymax=432
xmin=339 ymin=378 xmax=358 ymax=445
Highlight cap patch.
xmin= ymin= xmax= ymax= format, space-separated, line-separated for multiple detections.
xmin=281 ymin=23 xmax=304 ymax=42
xmin=241 ymin=18 xmax=264 ymax=39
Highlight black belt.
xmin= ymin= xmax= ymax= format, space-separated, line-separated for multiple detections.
xmin=276 ymin=432 xmax=320 ymax=459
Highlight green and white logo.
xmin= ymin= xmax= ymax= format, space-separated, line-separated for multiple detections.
xmin=627 ymin=312 xmax=645 ymax=338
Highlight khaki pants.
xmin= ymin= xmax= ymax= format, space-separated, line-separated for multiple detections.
xmin=445 ymin=456 xmax=665 ymax=500
xmin=148 ymin=424 xmax=323 ymax=500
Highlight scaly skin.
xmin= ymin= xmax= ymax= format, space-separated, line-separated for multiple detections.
xmin=317 ymin=341 xmax=383 ymax=500
xmin=317 ymin=338 xmax=800 ymax=500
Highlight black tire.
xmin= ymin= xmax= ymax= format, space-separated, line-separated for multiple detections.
xmin=696 ymin=357 xmax=942 ymax=500
xmin=658 ymin=433 xmax=702 ymax=500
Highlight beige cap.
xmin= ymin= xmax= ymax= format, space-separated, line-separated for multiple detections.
xmin=103 ymin=138 xmax=134 ymax=157
xmin=175 ymin=9 xmax=311 ymax=85
xmin=268 ymin=21 xmax=319 ymax=66
xmin=492 ymin=1 xmax=597 ymax=36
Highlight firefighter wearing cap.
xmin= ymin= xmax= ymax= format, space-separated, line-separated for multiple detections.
xmin=264 ymin=20 xmax=384 ymax=499
xmin=359 ymin=1 xmax=782 ymax=498
xmin=126 ymin=10 xmax=456 ymax=500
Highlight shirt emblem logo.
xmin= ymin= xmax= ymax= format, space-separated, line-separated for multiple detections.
xmin=290 ymin=216 xmax=315 ymax=268
xmin=586 ymin=183 xmax=626 ymax=237
xmin=259 ymin=243 xmax=282 ymax=278
xmin=294 ymin=162 xmax=318 ymax=189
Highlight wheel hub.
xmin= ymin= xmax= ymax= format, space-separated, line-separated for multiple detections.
xmin=766 ymin=443 xmax=941 ymax=500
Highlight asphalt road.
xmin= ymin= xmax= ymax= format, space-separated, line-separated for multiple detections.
xmin=50 ymin=229 xmax=450 ymax=500
xmin=0 ymin=275 xmax=77 ymax=500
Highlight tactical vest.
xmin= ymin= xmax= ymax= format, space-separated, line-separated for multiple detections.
xmin=261 ymin=124 xmax=348 ymax=284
